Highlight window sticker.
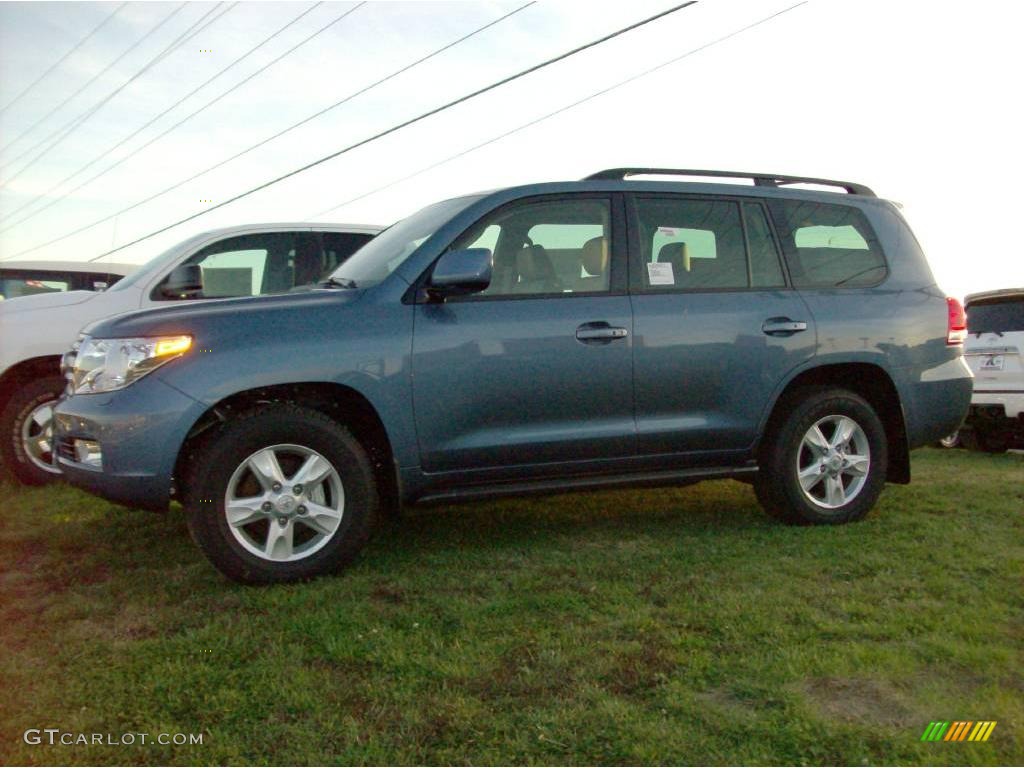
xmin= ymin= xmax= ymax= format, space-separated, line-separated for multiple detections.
xmin=658 ymin=227 xmax=677 ymax=236
xmin=647 ymin=262 xmax=675 ymax=285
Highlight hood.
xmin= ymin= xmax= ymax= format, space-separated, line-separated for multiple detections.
xmin=84 ymin=288 xmax=366 ymax=339
xmin=0 ymin=289 xmax=97 ymax=313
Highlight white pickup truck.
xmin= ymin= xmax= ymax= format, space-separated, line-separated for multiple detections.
xmin=961 ymin=288 xmax=1024 ymax=452
xmin=0 ymin=222 xmax=380 ymax=484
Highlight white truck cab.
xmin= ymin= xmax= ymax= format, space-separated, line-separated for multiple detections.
xmin=0 ymin=222 xmax=381 ymax=484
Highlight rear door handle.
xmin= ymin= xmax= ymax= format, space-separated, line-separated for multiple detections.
xmin=762 ymin=317 xmax=808 ymax=336
xmin=576 ymin=322 xmax=629 ymax=343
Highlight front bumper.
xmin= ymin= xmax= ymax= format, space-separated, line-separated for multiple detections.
xmin=53 ymin=376 xmax=207 ymax=511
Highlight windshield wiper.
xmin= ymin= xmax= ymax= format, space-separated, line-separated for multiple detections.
xmin=321 ymin=276 xmax=357 ymax=289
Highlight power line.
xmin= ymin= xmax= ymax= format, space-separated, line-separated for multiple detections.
xmin=313 ymin=2 xmax=808 ymax=219
xmin=0 ymin=2 xmax=127 ymax=118
xmin=4 ymin=1 xmax=697 ymax=262
xmin=0 ymin=2 xmax=233 ymax=182
xmin=0 ymin=2 xmax=236 ymax=185
xmin=1 ymin=0 xmax=517 ymax=235
xmin=0 ymin=1 xmax=328 ymax=230
xmin=0 ymin=3 xmax=188 ymax=157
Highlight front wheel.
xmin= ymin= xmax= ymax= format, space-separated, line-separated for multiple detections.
xmin=183 ymin=404 xmax=380 ymax=584
xmin=0 ymin=375 xmax=65 ymax=485
xmin=755 ymin=388 xmax=888 ymax=525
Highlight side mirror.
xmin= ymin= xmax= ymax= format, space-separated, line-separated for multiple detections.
xmin=161 ymin=264 xmax=203 ymax=298
xmin=428 ymin=248 xmax=492 ymax=298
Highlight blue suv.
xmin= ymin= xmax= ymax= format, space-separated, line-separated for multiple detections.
xmin=54 ymin=169 xmax=973 ymax=583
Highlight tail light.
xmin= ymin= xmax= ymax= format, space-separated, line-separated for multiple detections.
xmin=946 ymin=297 xmax=967 ymax=345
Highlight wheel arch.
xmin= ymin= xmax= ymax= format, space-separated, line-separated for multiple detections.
xmin=758 ymin=362 xmax=910 ymax=484
xmin=0 ymin=355 xmax=63 ymax=414
xmin=173 ymin=382 xmax=400 ymax=513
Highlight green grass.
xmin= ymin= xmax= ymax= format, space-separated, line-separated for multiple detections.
xmin=1 ymin=448 xmax=1021 ymax=765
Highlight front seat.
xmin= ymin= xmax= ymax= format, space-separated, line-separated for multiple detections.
xmin=577 ymin=236 xmax=609 ymax=291
xmin=514 ymin=244 xmax=560 ymax=294
xmin=292 ymin=236 xmax=324 ymax=288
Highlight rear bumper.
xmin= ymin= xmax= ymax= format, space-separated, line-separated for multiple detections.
xmin=970 ymin=390 xmax=1024 ymax=419
xmin=53 ymin=376 xmax=206 ymax=511
xmin=902 ymin=357 xmax=974 ymax=448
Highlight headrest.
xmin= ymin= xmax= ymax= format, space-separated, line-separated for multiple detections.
xmin=656 ymin=241 xmax=690 ymax=275
xmin=581 ymin=236 xmax=608 ymax=277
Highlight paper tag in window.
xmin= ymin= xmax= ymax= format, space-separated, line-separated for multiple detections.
xmin=658 ymin=227 xmax=677 ymax=236
xmin=647 ymin=262 xmax=674 ymax=285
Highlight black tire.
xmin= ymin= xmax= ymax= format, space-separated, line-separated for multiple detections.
xmin=974 ymin=428 xmax=1008 ymax=454
xmin=183 ymin=404 xmax=380 ymax=584
xmin=754 ymin=387 xmax=888 ymax=525
xmin=0 ymin=375 xmax=65 ymax=485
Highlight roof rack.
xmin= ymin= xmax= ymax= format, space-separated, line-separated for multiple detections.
xmin=583 ymin=168 xmax=876 ymax=197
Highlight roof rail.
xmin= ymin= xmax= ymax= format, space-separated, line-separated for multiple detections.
xmin=583 ymin=168 xmax=876 ymax=197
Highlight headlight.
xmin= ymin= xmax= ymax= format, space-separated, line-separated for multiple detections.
xmin=68 ymin=335 xmax=192 ymax=394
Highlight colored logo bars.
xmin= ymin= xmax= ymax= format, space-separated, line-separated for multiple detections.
xmin=921 ymin=721 xmax=997 ymax=742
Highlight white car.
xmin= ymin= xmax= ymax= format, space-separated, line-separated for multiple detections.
xmin=0 ymin=259 xmax=136 ymax=299
xmin=0 ymin=223 xmax=381 ymax=484
xmin=961 ymin=287 xmax=1024 ymax=452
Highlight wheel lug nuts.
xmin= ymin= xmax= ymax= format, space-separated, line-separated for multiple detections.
xmin=277 ymin=517 xmax=288 ymax=527
xmin=262 ymin=501 xmax=272 ymax=511
xmin=293 ymin=484 xmax=303 ymax=494
xmin=297 ymin=505 xmax=307 ymax=515
xmin=272 ymin=482 xmax=282 ymax=492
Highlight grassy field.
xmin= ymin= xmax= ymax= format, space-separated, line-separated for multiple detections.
xmin=0 ymin=448 xmax=1021 ymax=765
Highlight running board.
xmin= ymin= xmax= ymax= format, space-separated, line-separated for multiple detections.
xmin=414 ymin=464 xmax=758 ymax=505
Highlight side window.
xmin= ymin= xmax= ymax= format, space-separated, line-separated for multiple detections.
xmin=452 ymin=198 xmax=612 ymax=297
xmin=743 ymin=203 xmax=786 ymax=288
xmin=0 ymin=272 xmax=70 ymax=298
xmin=154 ymin=232 xmax=306 ymax=300
xmin=768 ymin=199 xmax=887 ymax=287
xmin=635 ymin=198 xmax=747 ymax=290
xmin=321 ymin=232 xmax=375 ymax=274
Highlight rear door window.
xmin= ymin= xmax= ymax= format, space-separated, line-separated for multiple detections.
xmin=768 ymin=199 xmax=886 ymax=287
xmin=632 ymin=197 xmax=785 ymax=290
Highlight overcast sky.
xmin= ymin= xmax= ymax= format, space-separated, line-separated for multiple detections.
xmin=1 ymin=0 xmax=1022 ymax=298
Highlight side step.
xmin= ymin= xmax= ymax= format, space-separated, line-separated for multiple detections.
xmin=415 ymin=464 xmax=757 ymax=505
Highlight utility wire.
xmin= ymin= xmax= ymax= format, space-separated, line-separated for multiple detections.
xmin=1 ymin=0 xmax=516 ymax=235
xmin=1 ymin=2 xmax=233 ymax=180
xmin=0 ymin=3 xmax=188 ymax=157
xmin=313 ymin=2 xmax=808 ymax=219
xmin=0 ymin=1 xmax=327 ymax=229
xmin=0 ymin=2 xmax=127 ymax=118
xmin=4 ymin=1 xmax=696 ymax=262
xmin=1 ymin=2 xmax=229 ymax=175
xmin=1 ymin=2 xmax=236 ymax=185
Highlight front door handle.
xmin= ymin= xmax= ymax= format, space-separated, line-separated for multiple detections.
xmin=762 ymin=317 xmax=808 ymax=336
xmin=576 ymin=322 xmax=629 ymax=343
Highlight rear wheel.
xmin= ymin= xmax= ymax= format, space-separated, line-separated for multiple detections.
xmin=975 ymin=428 xmax=1008 ymax=454
xmin=183 ymin=404 xmax=379 ymax=584
xmin=755 ymin=387 xmax=888 ymax=525
xmin=0 ymin=376 xmax=65 ymax=485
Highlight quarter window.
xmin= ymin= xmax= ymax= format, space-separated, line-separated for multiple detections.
xmin=769 ymin=199 xmax=886 ymax=287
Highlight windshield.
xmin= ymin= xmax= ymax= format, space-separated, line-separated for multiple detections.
xmin=329 ymin=195 xmax=482 ymax=288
